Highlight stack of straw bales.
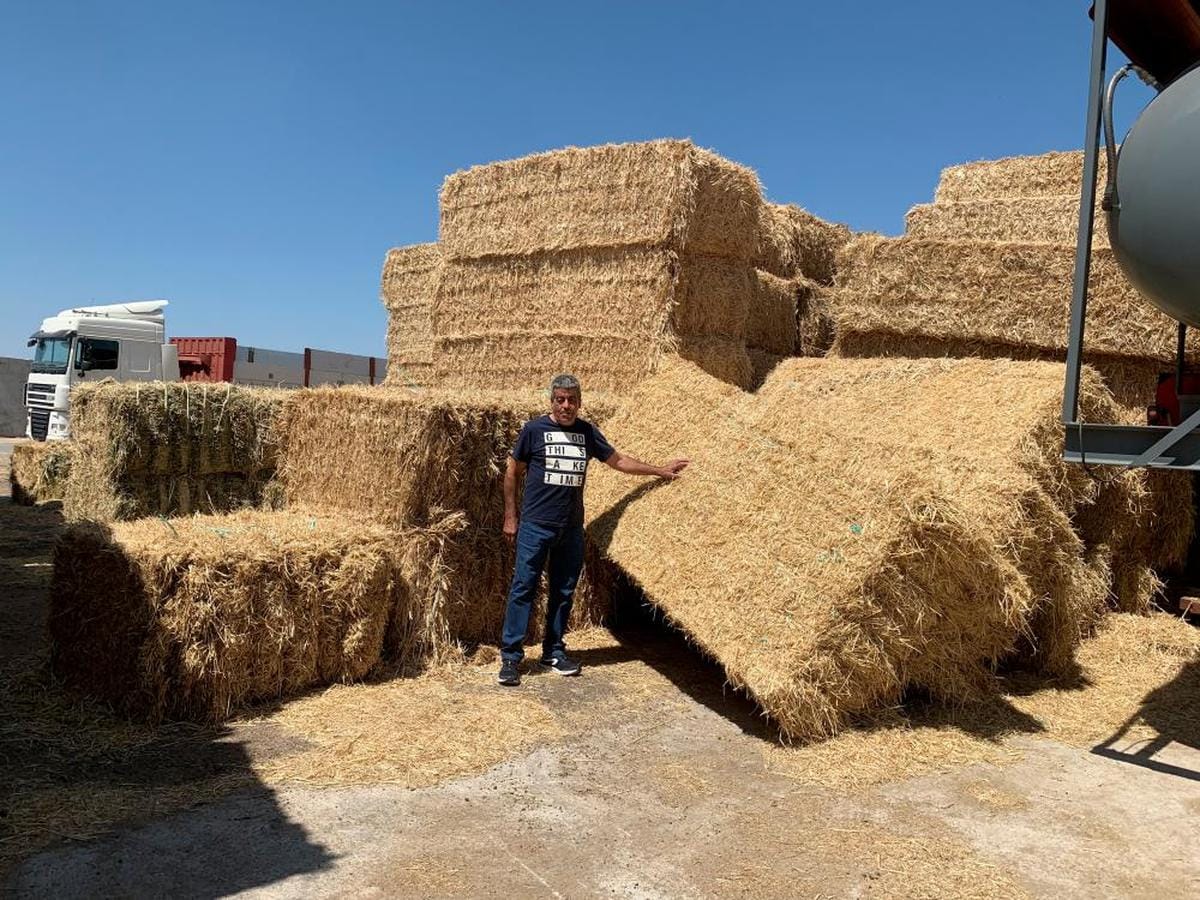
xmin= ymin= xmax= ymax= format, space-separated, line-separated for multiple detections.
xmin=274 ymin=386 xmax=617 ymax=653
xmin=50 ymin=510 xmax=408 ymax=722
xmin=426 ymin=140 xmax=848 ymax=394
xmin=831 ymin=149 xmax=1194 ymax=579
xmin=9 ymin=441 xmax=73 ymax=505
xmin=834 ymin=149 xmax=1197 ymax=416
xmin=747 ymin=205 xmax=848 ymax=385
xmin=586 ymin=357 xmax=1148 ymax=741
xmin=381 ymin=243 xmax=441 ymax=389
xmin=63 ymin=381 xmax=285 ymax=522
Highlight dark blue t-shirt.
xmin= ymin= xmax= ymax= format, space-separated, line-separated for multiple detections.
xmin=511 ymin=415 xmax=615 ymax=526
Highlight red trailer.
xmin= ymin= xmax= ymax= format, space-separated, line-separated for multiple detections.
xmin=171 ymin=337 xmax=237 ymax=382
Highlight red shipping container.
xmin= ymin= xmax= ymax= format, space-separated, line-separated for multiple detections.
xmin=171 ymin=337 xmax=237 ymax=382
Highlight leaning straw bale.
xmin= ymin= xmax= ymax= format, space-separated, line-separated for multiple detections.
xmin=439 ymin=140 xmax=762 ymax=261
xmin=933 ymin=150 xmax=1104 ymax=203
xmin=9 ymin=441 xmax=73 ymax=505
xmin=49 ymin=510 xmax=404 ymax=723
xmin=832 ymin=236 xmax=1200 ymax=365
xmin=381 ymin=243 xmax=441 ymax=389
xmin=62 ymin=380 xmax=285 ymax=522
xmin=905 ymin=196 xmax=1107 ymax=248
xmin=587 ymin=357 xmax=1132 ymax=741
xmin=753 ymin=203 xmax=852 ymax=283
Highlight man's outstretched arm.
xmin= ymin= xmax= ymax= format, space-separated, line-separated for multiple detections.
xmin=503 ymin=457 xmax=526 ymax=542
xmin=604 ymin=450 xmax=689 ymax=480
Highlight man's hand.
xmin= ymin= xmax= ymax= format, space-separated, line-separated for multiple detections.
xmin=657 ymin=459 xmax=689 ymax=480
xmin=503 ymin=514 xmax=519 ymax=543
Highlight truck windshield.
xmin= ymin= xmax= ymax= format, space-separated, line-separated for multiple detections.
xmin=31 ymin=337 xmax=72 ymax=374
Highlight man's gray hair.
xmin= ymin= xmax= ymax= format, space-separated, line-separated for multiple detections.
xmin=550 ymin=374 xmax=581 ymax=395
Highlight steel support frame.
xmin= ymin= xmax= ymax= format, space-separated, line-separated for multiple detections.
xmin=1061 ymin=0 xmax=1200 ymax=469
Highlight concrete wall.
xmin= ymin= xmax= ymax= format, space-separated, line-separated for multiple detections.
xmin=0 ymin=357 xmax=31 ymax=439
xmin=0 ymin=356 xmax=31 ymax=437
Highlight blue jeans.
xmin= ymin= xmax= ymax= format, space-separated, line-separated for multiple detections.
xmin=500 ymin=520 xmax=585 ymax=662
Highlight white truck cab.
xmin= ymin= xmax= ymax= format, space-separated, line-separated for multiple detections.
xmin=25 ymin=300 xmax=179 ymax=441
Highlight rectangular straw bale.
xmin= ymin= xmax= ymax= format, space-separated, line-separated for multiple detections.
xmin=832 ymin=236 xmax=1199 ymax=363
xmin=434 ymin=248 xmax=679 ymax=338
xmin=10 ymin=441 xmax=73 ymax=505
xmin=586 ymin=357 xmax=1132 ymax=741
xmin=439 ymin=140 xmax=761 ymax=261
xmin=673 ymin=253 xmax=751 ymax=339
xmin=381 ymin=244 xmax=441 ymax=389
xmin=434 ymin=332 xmax=668 ymax=394
xmin=381 ymin=243 xmax=441 ymax=310
xmin=274 ymin=386 xmax=615 ymax=649
xmin=753 ymin=203 xmax=852 ymax=283
xmin=746 ymin=270 xmax=799 ymax=355
xmin=797 ymin=282 xmax=835 ymax=358
xmin=384 ymin=316 xmax=434 ymax=389
xmin=63 ymin=380 xmax=285 ymax=522
xmin=827 ymin=328 xmax=1168 ymax=421
xmin=432 ymin=246 xmax=756 ymax=391
xmin=49 ymin=510 xmax=405 ymax=723
xmin=905 ymin=196 xmax=1107 ymax=248
xmin=934 ymin=150 xmax=1104 ymax=203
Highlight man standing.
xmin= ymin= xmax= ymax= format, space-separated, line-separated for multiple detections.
xmin=499 ymin=374 xmax=688 ymax=686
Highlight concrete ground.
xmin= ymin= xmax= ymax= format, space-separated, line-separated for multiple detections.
xmin=2 ymin=451 xmax=1200 ymax=898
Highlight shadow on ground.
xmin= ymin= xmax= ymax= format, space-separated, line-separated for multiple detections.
xmin=0 ymin=498 xmax=335 ymax=896
xmin=1091 ymin=657 xmax=1200 ymax=782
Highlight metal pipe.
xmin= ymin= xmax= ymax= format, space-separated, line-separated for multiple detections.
xmin=1062 ymin=0 xmax=1110 ymax=425
xmin=1102 ymin=64 xmax=1134 ymax=211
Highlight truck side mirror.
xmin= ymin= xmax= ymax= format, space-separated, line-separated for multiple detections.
xmin=77 ymin=359 xmax=94 ymax=372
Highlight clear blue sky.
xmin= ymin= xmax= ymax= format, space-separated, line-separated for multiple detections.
xmin=0 ymin=1 xmax=1146 ymax=360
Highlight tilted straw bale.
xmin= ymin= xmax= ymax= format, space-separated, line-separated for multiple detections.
xmin=905 ymin=196 xmax=1107 ymax=248
xmin=832 ymin=236 xmax=1198 ymax=365
xmin=753 ymin=203 xmax=852 ymax=284
xmin=381 ymin=243 xmax=441 ymax=389
xmin=63 ymin=380 xmax=285 ymax=522
xmin=934 ymin=150 xmax=1105 ymax=203
xmin=9 ymin=441 xmax=73 ymax=505
xmin=275 ymin=386 xmax=616 ymax=649
xmin=439 ymin=140 xmax=762 ymax=261
xmin=586 ymin=357 xmax=1139 ymax=741
xmin=50 ymin=510 xmax=405 ymax=722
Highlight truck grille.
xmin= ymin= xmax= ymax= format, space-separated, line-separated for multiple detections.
xmin=25 ymin=382 xmax=56 ymax=409
xmin=29 ymin=408 xmax=49 ymax=441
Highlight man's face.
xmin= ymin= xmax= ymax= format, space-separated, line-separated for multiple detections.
xmin=550 ymin=388 xmax=581 ymax=425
